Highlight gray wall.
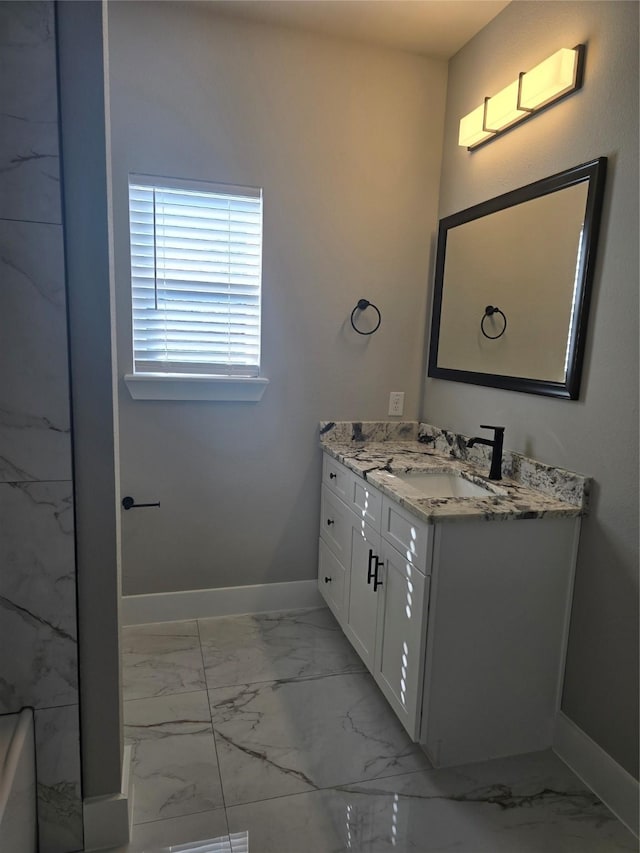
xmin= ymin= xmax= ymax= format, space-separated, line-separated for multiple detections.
xmin=0 ymin=2 xmax=82 ymax=850
xmin=107 ymin=2 xmax=447 ymax=595
xmin=424 ymin=0 xmax=638 ymax=778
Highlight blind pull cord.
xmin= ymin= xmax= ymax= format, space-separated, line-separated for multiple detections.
xmin=152 ymin=187 xmax=158 ymax=311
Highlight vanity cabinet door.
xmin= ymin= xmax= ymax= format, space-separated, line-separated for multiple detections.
xmin=345 ymin=519 xmax=382 ymax=671
xmin=373 ymin=541 xmax=430 ymax=740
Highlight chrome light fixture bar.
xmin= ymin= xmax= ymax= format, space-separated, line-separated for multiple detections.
xmin=459 ymin=45 xmax=585 ymax=150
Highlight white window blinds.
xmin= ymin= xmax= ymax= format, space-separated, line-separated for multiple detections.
xmin=129 ymin=176 xmax=263 ymax=377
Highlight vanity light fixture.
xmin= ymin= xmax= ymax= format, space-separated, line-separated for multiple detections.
xmin=458 ymin=45 xmax=585 ymax=150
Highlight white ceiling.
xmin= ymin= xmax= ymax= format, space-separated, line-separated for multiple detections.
xmin=204 ymin=0 xmax=511 ymax=60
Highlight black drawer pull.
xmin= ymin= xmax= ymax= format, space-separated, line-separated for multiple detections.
xmin=324 ymin=576 xmax=332 ymax=584
xmin=326 ymin=518 xmax=335 ymax=526
xmin=329 ymin=472 xmax=337 ymax=479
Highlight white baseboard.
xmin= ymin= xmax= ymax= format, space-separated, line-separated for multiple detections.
xmin=553 ymin=711 xmax=639 ymax=838
xmin=83 ymin=744 xmax=134 ymax=851
xmin=122 ymin=579 xmax=323 ymax=626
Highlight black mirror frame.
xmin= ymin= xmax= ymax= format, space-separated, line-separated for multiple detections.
xmin=427 ymin=157 xmax=608 ymax=400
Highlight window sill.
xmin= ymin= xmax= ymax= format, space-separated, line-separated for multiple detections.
xmin=124 ymin=373 xmax=269 ymax=402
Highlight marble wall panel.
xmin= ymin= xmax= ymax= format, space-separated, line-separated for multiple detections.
xmin=0 ymin=218 xmax=72 ymax=482
xmin=35 ymin=704 xmax=83 ymax=853
xmin=0 ymin=1 xmax=61 ymax=224
xmin=1 ymin=3 xmax=83 ymax=851
xmin=0 ymin=481 xmax=77 ymax=712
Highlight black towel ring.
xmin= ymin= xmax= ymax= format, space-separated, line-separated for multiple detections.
xmin=350 ymin=299 xmax=381 ymax=335
xmin=481 ymin=305 xmax=507 ymax=340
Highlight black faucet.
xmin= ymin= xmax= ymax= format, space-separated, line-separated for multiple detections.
xmin=466 ymin=425 xmax=505 ymax=480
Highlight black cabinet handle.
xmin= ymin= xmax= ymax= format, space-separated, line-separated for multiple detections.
xmin=326 ymin=518 xmax=335 ymax=526
xmin=324 ymin=576 xmax=332 ymax=584
xmin=329 ymin=472 xmax=337 ymax=479
xmin=373 ymin=569 xmax=383 ymax=592
xmin=367 ymin=549 xmax=383 ymax=590
xmin=122 ymin=496 xmax=160 ymax=511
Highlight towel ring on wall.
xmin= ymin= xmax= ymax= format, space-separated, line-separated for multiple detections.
xmin=350 ymin=299 xmax=382 ymax=335
xmin=481 ymin=305 xmax=507 ymax=340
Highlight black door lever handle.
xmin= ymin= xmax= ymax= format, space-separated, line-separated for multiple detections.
xmin=122 ymin=496 xmax=161 ymax=510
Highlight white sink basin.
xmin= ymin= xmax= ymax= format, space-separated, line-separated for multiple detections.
xmin=391 ymin=472 xmax=496 ymax=499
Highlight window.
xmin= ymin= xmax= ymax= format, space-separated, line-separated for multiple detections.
xmin=128 ymin=175 xmax=263 ymax=380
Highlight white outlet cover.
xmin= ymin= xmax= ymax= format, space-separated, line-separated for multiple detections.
xmin=388 ymin=391 xmax=405 ymax=416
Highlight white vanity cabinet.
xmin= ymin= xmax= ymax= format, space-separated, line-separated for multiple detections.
xmin=319 ymin=454 xmax=433 ymax=738
xmin=318 ymin=452 xmax=580 ymax=768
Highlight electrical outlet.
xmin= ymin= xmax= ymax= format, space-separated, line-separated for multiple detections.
xmin=388 ymin=391 xmax=405 ymax=417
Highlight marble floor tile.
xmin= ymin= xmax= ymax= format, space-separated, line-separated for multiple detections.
xmin=209 ymin=671 xmax=430 ymax=806
xmin=125 ymin=691 xmax=224 ymax=825
xmin=226 ymin=751 xmax=637 ymax=853
xmin=102 ymin=808 xmax=232 ymax=853
xmin=199 ymin=607 xmax=365 ymax=689
xmin=122 ymin=621 xmax=206 ymax=701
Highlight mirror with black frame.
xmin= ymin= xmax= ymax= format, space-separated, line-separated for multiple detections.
xmin=427 ymin=157 xmax=607 ymax=399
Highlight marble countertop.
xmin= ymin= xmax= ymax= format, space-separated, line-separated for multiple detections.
xmin=320 ymin=422 xmax=590 ymax=525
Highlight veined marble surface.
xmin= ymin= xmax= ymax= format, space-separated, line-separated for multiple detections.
xmin=0 ymin=1 xmax=62 ymax=224
xmin=320 ymin=420 xmax=419 ymax=444
xmin=125 ymin=690 xmax=225 ymax=824
xmin=121 ymin=620 xmax=206 ymax=701
xmin=35 ymin=704 xmax=83 ymax=853
xmin=199 ymin=607 xmax=364 ymax=688
xmin=320 ymin=421 xmax=589 ymax=524
xmin=418 ymin=422 xmax=590 ymax=508
xmin=0 ymin=481 xmax=77 ymax=711
xmin=110 ymin=607 xmax=636 ymax=852
xmin=109 ymin=809 xmax=232 ymax=853
xmin=0 ymin=219 xmax=71 ymax=482
xmin=226 ymin=750 xmax=637 ymax=852
xmin=209 ymin=671 xmax=430 ymax=806
xmin=1 ymin=6 xmax=82 ymax=850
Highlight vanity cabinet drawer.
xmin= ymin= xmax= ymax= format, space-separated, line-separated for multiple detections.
xmin=323 ymin=454 xmax=353 ymax=504
xmin=381 ymin=496 xmax=432 ymax=574
xmin=320 ymin=485 xmax=351 ymax=565
xmin=318 ymin=537 xmax=346 ymax=621
xmin=349 ymin=476 xmax=383 ymax=529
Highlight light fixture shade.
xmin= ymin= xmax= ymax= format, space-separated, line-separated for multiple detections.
xmin=458 ymin=103 xmax=494 ymax=148
xmin=519 ymin=47 xmax=580 ymax=110
xmin=485 ymin=79 xmax=528 ymax=132
xmin=458 ymin=45 xmax=584 ymax=149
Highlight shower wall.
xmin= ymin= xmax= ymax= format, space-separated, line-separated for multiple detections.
xmin=0 ymin=2 xmax=82 ymax=851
